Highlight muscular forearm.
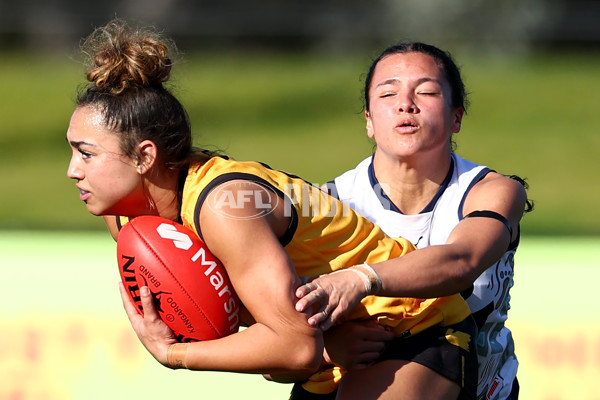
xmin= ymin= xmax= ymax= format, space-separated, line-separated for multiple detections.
xmin=171 ymin=323 xmax=323 ymax=375
xmin=373 ymin=218 xmax=511 ymax=299
xmin=264 ymin=371 xmax=317 ymax=383
xmin=373 ymin=243 xmax=479 ymax=298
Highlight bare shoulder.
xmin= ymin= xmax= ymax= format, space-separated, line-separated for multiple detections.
xmin=473 ymin=171 xmax=526 ymax=195
xmin=464 ymin=172 xmax=528 ymax=221
xmin=197 ymin=180 xmax=290 ymax=262
xmin=200 ymin=179 xmax=290 ymax=240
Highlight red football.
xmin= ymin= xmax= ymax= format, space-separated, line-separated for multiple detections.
xmin=116 ymin=215 xmax=240 ymax=342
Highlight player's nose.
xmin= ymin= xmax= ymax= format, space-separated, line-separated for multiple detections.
xmin=67 ymin=155 xmax=83 ymax=180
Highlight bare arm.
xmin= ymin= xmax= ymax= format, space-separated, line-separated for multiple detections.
xmin=121 ymin=182 xmax=323 ymax=376
xmin=297 ymin=173 xmax=527 ymax=328
xmin=377 ymin=172 xmax=526 ymax=296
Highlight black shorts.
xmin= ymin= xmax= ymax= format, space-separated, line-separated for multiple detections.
xmin=289 ymin=316 xmax=478 ymax=400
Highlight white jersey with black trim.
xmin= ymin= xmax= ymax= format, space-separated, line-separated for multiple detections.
xmin=332 ymin=153 xmax=519 ymax=400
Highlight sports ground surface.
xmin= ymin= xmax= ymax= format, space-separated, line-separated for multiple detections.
xmin=1 ymin=232 xmax=598 ymax=400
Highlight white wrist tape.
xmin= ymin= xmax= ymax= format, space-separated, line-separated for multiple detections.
xmin=350 ymin=263 xmax=382 ymax=295
xmin=345 ymin=268 xmax=372 ymax=295
xmin=328 ymin=268 xmax=372 ymax=295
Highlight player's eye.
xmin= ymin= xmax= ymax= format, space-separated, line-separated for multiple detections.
xmin=79 ymin=149 xmax=92 ymax=159
xmin=419 ymin=91 xmax=441 ymax=96
xmin=417 ymin=83 xmax=442 ymax=96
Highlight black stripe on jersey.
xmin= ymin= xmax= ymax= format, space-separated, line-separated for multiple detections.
xmin=367 ymin=157 xmax=455 ymax=214
xmin=471 ymin=301 xmax=495 ymax=330
xmin=460 ymin=283 xmax=474 ymax=300
xmin=253 ymin=160 xmax=310 ymax=183
xmin=192 ymin=172 xmax=299 ymax=247
xmin=457 ymin=168 xmax=521 ymax=251
xmin=457 ymin=167 xmax=493 ymax=219
xmin=508 ymin=225 xmax=520 ymax=251
xmin=323 ymin=180 xmax=339 ymax=199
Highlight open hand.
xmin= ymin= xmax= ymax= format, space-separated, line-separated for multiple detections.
xmin=295 ymin=269 xmax=367 ymax=330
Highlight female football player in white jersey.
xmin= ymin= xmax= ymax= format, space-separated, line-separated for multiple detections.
xmin=295 ymin=43 xmax=533 ymax=400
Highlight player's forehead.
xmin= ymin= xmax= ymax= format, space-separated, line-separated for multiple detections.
xmin=372 ymin=52 xmax=445 ymax=85
xmin=66 ymin=106 xmax=118 ymax=147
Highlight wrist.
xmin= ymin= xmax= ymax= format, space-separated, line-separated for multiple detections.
xmin=167 ymin=343 xmax=189 ymax=369
xmin=349 ymin=263 xmax=382 ymax=296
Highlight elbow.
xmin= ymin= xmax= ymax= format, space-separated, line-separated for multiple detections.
xmin=264 ymin=346 xmax=320 ymax=383
xmin=454 ymin=271 xmax=478 ymax=293
xmin=284 ymin=334 xmax=322 ymax=374
xmin=455 ymin=257 xmax=496 ymax=293
xmin=445 ymin=245 xmax=487 ymax=293
xmin=449 ymin=255 xmax=482 ymax=294
xmin=293 ymin=341 xmax=322 ymax=373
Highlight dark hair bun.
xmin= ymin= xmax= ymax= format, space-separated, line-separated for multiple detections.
xmin=82 ymin=19 xmax=173 ymax=94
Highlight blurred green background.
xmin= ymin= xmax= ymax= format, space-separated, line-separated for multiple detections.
xmin=0 ymin=0 xmax=600 ymax=236
xmin=1 ymin=2 xmax=600 ymax=400
xmin=0 ymin=49 xmax=599 ymax=235
xmin=1 ymin=1 xmax=599 ymax=236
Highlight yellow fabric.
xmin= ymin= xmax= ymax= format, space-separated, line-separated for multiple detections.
xmin=182 ymin=157 xmax=471 ymax=394
xmin=124 ymin=156 xmax=471 ymax=394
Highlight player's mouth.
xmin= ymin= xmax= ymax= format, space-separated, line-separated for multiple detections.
xmin=77 ymin=186 xmax=91 ymax=202
xmin=395 ymin=119 xmax=419 ymax=133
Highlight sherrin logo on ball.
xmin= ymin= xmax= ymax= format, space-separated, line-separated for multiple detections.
xmin=117 ymin=215 xmax=241 ymax=342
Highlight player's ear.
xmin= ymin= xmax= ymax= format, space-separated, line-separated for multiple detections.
xmin=365 ymin=110 xmax=375 ymax=139
xmin=451 ymin=107 xmax=465 ymax=133
xmin=136 ymin=140 xmax=158 ymax=174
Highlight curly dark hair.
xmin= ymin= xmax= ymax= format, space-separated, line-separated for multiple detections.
xmin=76 ymin=19 xmax=211 ymax=169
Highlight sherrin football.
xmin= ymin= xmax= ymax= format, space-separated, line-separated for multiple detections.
xmin=117 ymin=215 xmax=240 ymax=342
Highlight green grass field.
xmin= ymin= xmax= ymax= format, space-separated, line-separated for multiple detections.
xmin=2 ymin=232 xmax=598 ymax=400
xmin=1 ymin=49 xmax=599 ymax=235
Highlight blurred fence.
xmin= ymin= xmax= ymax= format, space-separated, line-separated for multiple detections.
xmin=1 ymin=0 xmax=600 ymax=52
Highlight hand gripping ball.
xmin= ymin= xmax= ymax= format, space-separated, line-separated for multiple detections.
xmin=117 ymin=215 xmax=240 ymax=342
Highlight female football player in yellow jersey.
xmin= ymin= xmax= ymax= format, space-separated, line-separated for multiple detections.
xmin=66 ymin=19 xmax=477 ymax=399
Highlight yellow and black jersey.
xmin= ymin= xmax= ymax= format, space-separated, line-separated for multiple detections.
xmin=117 ymin=155 xmax=472 ymax=394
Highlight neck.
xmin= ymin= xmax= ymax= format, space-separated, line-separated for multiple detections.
xmin=372 ymin=150 xmax=452 ymax=215
xmin=143 ymin=167 xmax=183 ymax=221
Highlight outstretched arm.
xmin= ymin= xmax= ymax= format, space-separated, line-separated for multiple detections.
xmin=297 ymin=173 xmax=527 ymax=329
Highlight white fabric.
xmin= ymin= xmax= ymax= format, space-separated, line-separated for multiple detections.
xmin=333 ymin=154 xmax=518 ymax=400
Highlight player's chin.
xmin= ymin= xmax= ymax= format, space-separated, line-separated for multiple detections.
xmin=84 ymin=206 xmax=101 ymax=216
xmin=84 ymin=202 xmax=108 ymax=216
